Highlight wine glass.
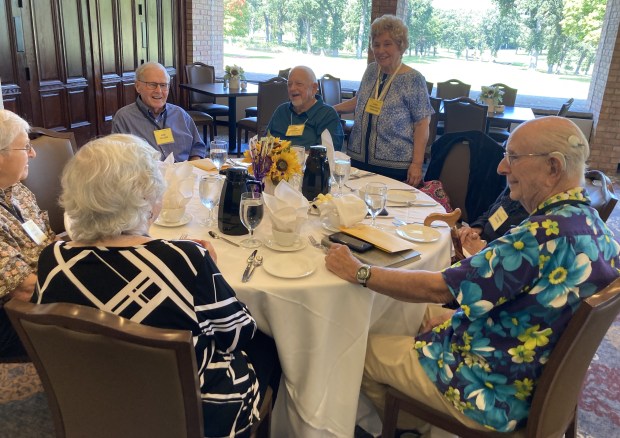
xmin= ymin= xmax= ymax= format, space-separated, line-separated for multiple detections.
xmin=210 ymin=140 xmax=228 ymax=175
xmin=199 ymin=175 xmax=224 ymax=226
xmin=239 ymin=192 xmax=264 ymax=248
xmin=332 ymin=157 xmax=351 ymax=197
xmin=364 ymin=182 xmax=387 ymax=228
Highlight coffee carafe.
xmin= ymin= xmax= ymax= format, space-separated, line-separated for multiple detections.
xmin=218 ymin=167 xmax=262 ymax=235
xmin=302 ymin=145 xmax=330 ymax=201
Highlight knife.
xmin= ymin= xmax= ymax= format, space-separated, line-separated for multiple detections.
xmin=242 ymin=250 xmax=258 ymax=282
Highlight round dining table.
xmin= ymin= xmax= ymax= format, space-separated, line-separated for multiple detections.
xmin=150 ymin=167 xmax=452 ymax=438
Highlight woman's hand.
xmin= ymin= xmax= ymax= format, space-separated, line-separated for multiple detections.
xmin=325 ymin=243 xmax=362 ymax=284
xmin=457 ymin=227 xmax=487 ymax=255
xmin=406 ymin=163 xmax=423 ymax=187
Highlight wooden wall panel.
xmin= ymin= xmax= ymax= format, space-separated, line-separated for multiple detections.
xmin=40 ymin=89 xmax=67 ymax=129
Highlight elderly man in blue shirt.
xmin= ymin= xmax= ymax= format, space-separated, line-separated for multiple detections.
xmin=267 ymin=66 xmax=344 ymax=151
xmin=112 ymin=62 xmax=206 ymax=162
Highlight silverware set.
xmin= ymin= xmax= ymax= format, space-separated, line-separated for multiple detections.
xmin=241 ymin=250 xmax=263 ymax=282
xmin=308 ymin=235 xmax=328 ymax=252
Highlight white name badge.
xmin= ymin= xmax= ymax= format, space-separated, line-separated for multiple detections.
xmin=22 ymin=220 xmax=46 ymax=245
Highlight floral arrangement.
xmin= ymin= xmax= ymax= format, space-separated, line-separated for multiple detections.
xmin=224 ymin=64 xmax=245 ymax=80
xmin=243 ymin=135 xmax=302 ymax=184
xmin=479 ymin=85 xmax=504 ymax=105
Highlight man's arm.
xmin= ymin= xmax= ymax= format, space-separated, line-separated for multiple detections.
xmin=334 ymin=96 xmax=357 ymax=115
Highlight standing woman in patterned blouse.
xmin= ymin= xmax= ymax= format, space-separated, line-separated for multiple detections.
xmin=334 ymin=14 xmax=433 ymax=186
xmin=35 ymin=134 xmax=280 ymax=438
xmin=0 ymin=110 xmax=55 ymax=359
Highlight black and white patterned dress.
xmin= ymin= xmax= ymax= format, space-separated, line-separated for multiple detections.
xmin=35 ymin=239 xmax=260 ymax=437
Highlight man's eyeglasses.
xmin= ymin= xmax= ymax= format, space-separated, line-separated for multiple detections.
xmin=503 ymin=152 xmax=550 ymax=165
xmin=138 ymin=80 xmax=170 ymax=90
xmin=12 ymin=143 xmax=34 ymax=153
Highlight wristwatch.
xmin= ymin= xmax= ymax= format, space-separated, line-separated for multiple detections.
xmin=356 ymin=264 xmax=372 ymax=287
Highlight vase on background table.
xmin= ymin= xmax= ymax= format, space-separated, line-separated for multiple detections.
xmin=482 ymin=98 xmax=496 ymax=114
xmin=229 ymin=76 xmax=240 ymax=89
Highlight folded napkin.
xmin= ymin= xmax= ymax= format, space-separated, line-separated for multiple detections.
xmin=161 ymin=157 xmax=195 ymax=209
xmin=189 ymin=158 xmax=216 ymax=172
xmin=263 ymin=180 xmax=309 ymax=232
xmin=319 ymin=194 xmax=367 ymax=228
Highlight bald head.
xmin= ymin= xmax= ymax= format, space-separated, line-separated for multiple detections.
xmin=288 ymin=66 xmax=318 ymax=114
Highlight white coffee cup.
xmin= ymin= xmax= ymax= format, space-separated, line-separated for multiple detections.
xmin=272 ymin=228 xmax=298 ymax=247
xmin=160 ymin=207 xmax=186 ymax=223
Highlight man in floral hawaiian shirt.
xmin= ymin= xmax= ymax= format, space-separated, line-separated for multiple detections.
xmin=325 ymin=116 xmax=620 ymax=435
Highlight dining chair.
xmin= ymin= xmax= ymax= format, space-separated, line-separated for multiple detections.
xmin=557 ymin=98 xmax=575 ymax=117
xmin=425 ymin=131 xmax=506 ymax=223
xmin=22 ymin=127 xmax=77 ymax=234
xmin=426 ymin=81 xmax=434 ymax=95
xmin=5 ymin=299 xmax=205 ymax=438
xmin=584 ymin=169 xmax=618 ymax=222
xmin=436 ymin=79 xmax=471 ymax=100
xmin=381 ymin=275 xmax=620 ymax=438
xmin=490 ymin=83 xmax=518 ymax=107
xmin=425 ymin=97 xmax=442 ymax=161
xmin=187 ymin=110 xmax=215 ymax=143
xmin=278 ymin=67 xmax=291 ymax=80
xmin=487 ymin=83 xmax=518 ymax=142
xmin=236 ymin=76 xmax=289 ymax=155
xmin=318 ymin=73 xmax=354 ymax=140
xmin=443 ymin=97 xmax=488 ymax=135
xmin=184 ymin=62 xmax=230 ymax=136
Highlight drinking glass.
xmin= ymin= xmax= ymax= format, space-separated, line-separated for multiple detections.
xmin=332 ymin=157 xmax=351 ymax=197
xmin=364 ymin=182 xmax=387 ymax=228
xmin=239 ymin=192 xmax=264 ymax=248
xmin=210 ymin=140 xmax=228 ymax=175
xmin=199 ymin=175 xmax=224 ymax=226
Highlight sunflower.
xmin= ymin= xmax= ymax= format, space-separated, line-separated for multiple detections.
xmin=269 ymin=149 xmax=302 ymax=183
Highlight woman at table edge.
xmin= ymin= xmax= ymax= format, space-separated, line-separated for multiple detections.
xmin=0 ymin=110 xmax=56 ymax=359
xmin=334 ymin=14 xmax=432 ymax=187
xmin=325 ymin=116 xmax=620 ymax=433
xmin=34 ymin=134 xmax=280 ymax=438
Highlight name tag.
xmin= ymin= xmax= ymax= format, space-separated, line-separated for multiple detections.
xmin=365 ymin=98 xmax=383 ymax=115
xmin=286 ymin=124 xmax=305 ymax=136
xmin=154 ymin=128 xmax=174 ymax=145
xmin=22 ymin=220 xmax=46 ymax=245
xmin=488 ymin=206 xmax=508 ymax=231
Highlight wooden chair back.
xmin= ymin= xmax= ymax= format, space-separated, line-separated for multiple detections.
xmin=184 ymin=62 xmax=217 ymax=105
xmin=490 ymin=83 xmax=518 ymax=107
xmin=436 ymin=79 xmax=471 ymax=100
xmin=557 ymin=98 xmax=574 ymax=117
xmin=443 ymin=97 xmax=488 ymax=135
xmin=585 ymin=169 xmax=618 ymax=222
xmin=318 ymin=74 xmax=342 ymax=106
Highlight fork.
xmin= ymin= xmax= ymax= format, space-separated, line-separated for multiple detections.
xmin=178 ymin=233 xmax=188 ymax=240
xmin=308 ymin=235 xmax=328 ymax=253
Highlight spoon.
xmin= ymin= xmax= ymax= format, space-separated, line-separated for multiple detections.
xmin=208 ymin=230 xmax=240 ymax=247
xmin=243 ymin=255 xmax=263 ymax=282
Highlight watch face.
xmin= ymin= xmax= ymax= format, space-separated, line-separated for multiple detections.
xmin=357 ymin=266 xmax=370 ymax=282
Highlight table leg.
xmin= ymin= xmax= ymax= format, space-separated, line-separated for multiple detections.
xmin=228 ymin=96 xmax=238 ymax=155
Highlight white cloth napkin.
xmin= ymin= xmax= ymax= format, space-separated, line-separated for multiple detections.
xmin=263 ymin=180 xmax=309 ymax=232
xmin=321 ymin=130 xmax=335 ymax=178
xmin=161 ymin=156 xmax=195 ymax=209
xmin=319 ymin=194 xmax=367 ymax=228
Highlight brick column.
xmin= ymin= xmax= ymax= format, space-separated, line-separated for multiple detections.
xmin=186 ymin=0 xmax=224 ymax=76
xmin=588 ymin=0 xmax=620 ymax=174
xmin=368 ymin=0 xmax=408 ymax=63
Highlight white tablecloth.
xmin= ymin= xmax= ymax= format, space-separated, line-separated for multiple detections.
xmin=150 ymin=171 xmax=452 ymax=437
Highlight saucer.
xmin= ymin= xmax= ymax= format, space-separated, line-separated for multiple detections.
xmin=396 ymin=224 xmax=441 ymax=243
xmin=154 ymin=213 xmax=192 ymax=227
xmin=264 ymin=236 xmax=307 ymax=252
xmin=387 ymin=189 xmax=417 ymax=205
xmin=263 ymin=254 xmax=315 ymax=278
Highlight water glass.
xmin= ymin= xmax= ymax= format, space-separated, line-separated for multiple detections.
xmin=199 ymin=175 xmax=224 ymax=226
xmin=239 ymin=192 xmax=264 ymax=248
xmin=292 ymin=146 xmax=306 ymax=171
xmin=333 ymin=157 xmax=351 ymax=197
xmin=364 ymin=182 xmax=387 ymax=228
xmin=210 ymin=140 xmax=228 ymax=174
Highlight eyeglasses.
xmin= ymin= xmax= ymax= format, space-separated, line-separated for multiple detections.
xmin=503 ymin=152 xmax=550 ymax=165
xmin=138 ymin=80 xmax=170 ymax=90
xmin=12 ymin=143 xmax=34 ymax=153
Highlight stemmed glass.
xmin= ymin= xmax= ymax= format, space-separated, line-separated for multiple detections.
xmin=210 ymin=140 xmax=228 ymax=175
xmin=199 ymin=175 xmax=224 ymax=226
xmin=239 ymin=192 xmax=264 ymax=248
xmin=333 ymin=157 xmax=351 ymax=197
xmin=364 ymin=182 xmax=387 ymax=228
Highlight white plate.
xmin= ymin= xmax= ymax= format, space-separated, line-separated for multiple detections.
xmin=387 ymin=189 xmax=417 ymax=204
xmin=264 ymin=236 xmax=307 ymax=252
xmin=396 ymin=224 xmax=441 ymax=243
xmin=154 ymin=213 xmax=192 ymax=227
xmin=408 ymin=200 xmax=439 ymax=207
xmin=263 ymin=254 xmax=316 ymax=278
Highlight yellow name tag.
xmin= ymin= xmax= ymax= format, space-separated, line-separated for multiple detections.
xmin=154 ymin=128 xmax=174 ymax=145
xmin=488 ymin=205 xmax=509 ymax=231
xmin=285 ymin=124 xmax=305 ymax=136
xmin=365 ymin=98 xmax=383 ymax=115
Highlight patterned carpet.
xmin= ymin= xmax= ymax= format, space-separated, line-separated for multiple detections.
xmin=1 ymin=185 xmax=619 ymax=438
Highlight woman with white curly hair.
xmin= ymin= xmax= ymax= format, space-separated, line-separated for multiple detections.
xmin=35 ymin=134 xmax=280 ymax=437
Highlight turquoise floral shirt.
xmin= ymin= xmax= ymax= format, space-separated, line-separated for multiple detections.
xmin=414 ymin=188 xmax=620 ymax=432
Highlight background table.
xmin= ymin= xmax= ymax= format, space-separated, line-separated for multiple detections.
xmin=179 ymin=82 xmax=259 ymax=150
xmin=150 ymin=170 xmax=452 ymax=437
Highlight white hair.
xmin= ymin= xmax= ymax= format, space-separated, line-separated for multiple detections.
xmin=135 ymin=62 xmax=170 ymax=82
xmin=0 ymin=110 xmax=30 ymax=153
xmin=61 ymin=134 xmax=166 ymax=243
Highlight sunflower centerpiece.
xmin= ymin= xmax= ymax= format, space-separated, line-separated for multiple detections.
xmin=243 ymin=135 xmax=302 ymax=190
